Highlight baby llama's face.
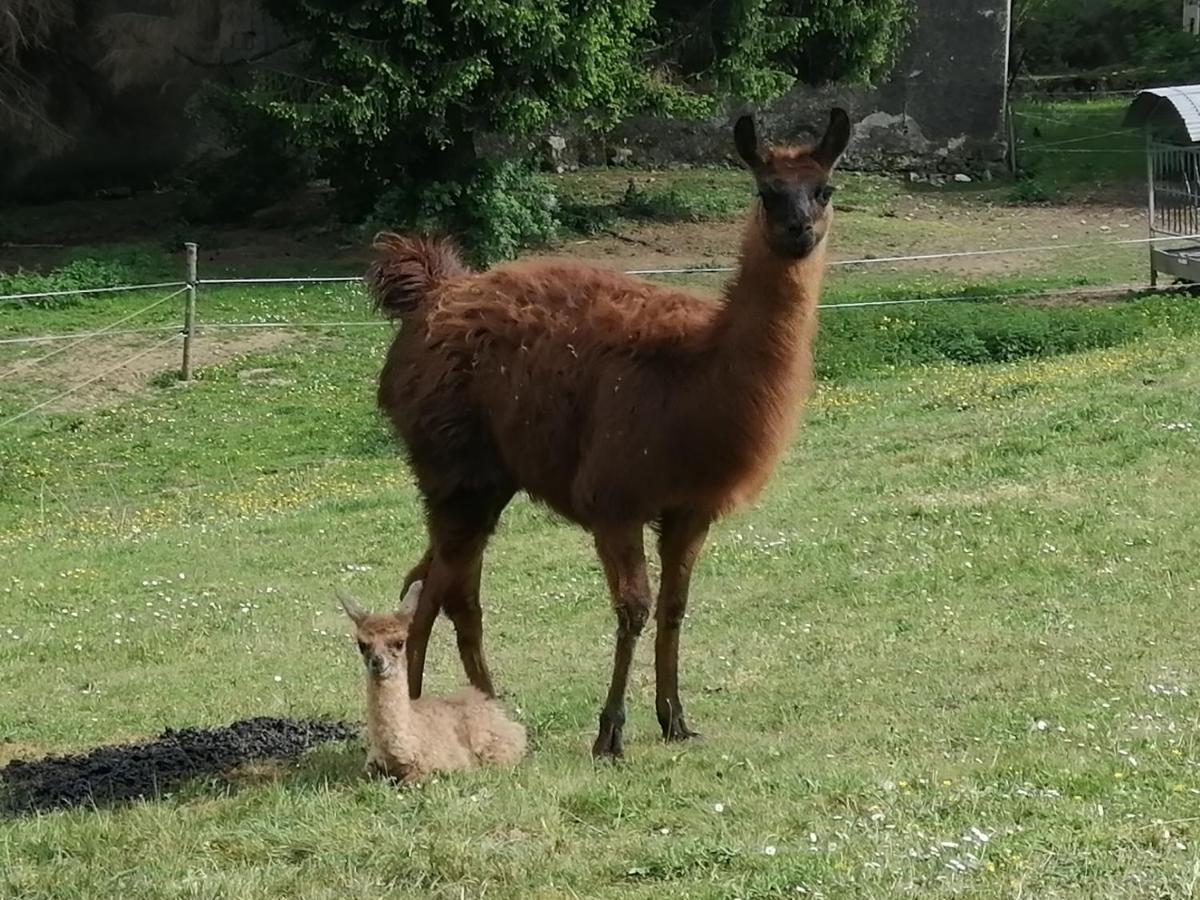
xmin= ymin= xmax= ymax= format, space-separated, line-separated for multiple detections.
xmin=353 ymin=615 xmax=410 ymax=680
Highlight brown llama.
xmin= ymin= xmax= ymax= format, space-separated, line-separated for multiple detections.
xmin=367 ymin=107 xmax=851 ymax=758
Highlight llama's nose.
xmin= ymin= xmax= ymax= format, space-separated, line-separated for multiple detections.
xmin=789 ymin=222 xmax=814 ymax=238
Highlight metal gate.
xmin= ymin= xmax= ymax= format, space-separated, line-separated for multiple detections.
xmin=1148 ymin=140 xmax=1200 ymax=285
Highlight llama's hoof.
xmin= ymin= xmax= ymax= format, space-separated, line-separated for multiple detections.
xmin=656 ymin=698 xmax=700 ymax=742
xmin=591 ymin=724 xmax=625 ymax=759
xmin=662 ymin=718 xmax=701 ymax=742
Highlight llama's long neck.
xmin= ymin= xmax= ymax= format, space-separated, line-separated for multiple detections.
xmin=716 ymin=214 xmax=826 ymax=378
xmin=682 ymin=211 xmax=828 ymax=509
xmin=366 ymin=675 xmax=419 ymax=764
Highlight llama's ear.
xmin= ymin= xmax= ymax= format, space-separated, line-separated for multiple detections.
xmin=336 ymin=586 xmax=368 ymax=625
xmin=733 ymin=113 xmax=764 ymax=169
xmin=812 ymin=107 xmax=852 ymax=171
xmin=397 ymin=579 xmax=423 ymax=619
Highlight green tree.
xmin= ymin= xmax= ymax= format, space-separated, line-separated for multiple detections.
xmin=654 ymin=0 xmax=913 ymax=95
xmin=233 ymin=0 xmax=914 ymax=261
xmin=244 ymin=0 xmax=686 ymax=258
xmin=1012 ymin=0 xmax=1180 ymax=76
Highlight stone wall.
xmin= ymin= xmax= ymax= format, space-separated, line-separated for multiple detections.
xmin=550 ymin=0 xmax=1011 ymax=178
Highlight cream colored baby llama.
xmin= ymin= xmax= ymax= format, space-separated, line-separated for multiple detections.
xmin=339 ymin=580 xmax=526 ymax=781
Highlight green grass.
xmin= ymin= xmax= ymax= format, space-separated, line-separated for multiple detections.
xmin=3 ymin=278 xmax=1200 ymax=896
xmin=553 ymin=167 xmax=907 ymax=234
xmin=1010 ymin=97 xmax=1144 ymax=201
xmin=0 ymin=112 xmax=1192 ymax=896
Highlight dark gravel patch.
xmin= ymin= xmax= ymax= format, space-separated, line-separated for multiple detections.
xmin=1 ymin=716 xmax=358 ymax=816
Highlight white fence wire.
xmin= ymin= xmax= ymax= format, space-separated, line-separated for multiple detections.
xmin=3 ymin=229 xmax=1199 ymax=428
xmin=0 ymin=281 xmax=186 ymax=305
xmin=0 ymin=333 xmax=181 ymax=428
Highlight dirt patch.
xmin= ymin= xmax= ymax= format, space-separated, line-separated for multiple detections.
xmin=0 ymin=716 xmax=358 ymax=815
xmin=2 ymin=187 xmax=1152 ymax=298
xmin=537 ymin=202 xmax=1149 ymax=279
xmin=1 ymin=330 xmax=293 ymax=414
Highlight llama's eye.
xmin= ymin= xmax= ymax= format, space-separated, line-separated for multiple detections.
xmin=389 ymin=639 xmax=406 ymax=651
xmin=758 ymin=186 xmax=787 ymax=211
xmin=356 ymin=640 xmax=368 ymax=653
xmin=815 ymin=184 xmax=836 ymax=206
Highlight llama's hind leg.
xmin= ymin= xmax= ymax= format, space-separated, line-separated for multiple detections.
xmin=592 ymin=524 xmax=652 ymax=759
xmin=654 ymin=510 xmax=710 ymax=742
xmin=411 ymin=487 xmax=511 ymax=698
xmin=402 ymin=548 xmax=432 ymax=595
xmin=402 ymin=547 xmax=436 ymax=698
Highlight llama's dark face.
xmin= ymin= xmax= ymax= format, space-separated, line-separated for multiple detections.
xmin=734 ymin=108 xmax=852 ymax=259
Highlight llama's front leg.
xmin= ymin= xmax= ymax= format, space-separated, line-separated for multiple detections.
xmin=655 ymin=509 xmax=710 ymax=741
xmin=592 ymin=525 xmax=652 ymax=759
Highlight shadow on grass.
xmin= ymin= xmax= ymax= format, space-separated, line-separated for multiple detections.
xmin=0 ymin=716 xmax=360 ymax=816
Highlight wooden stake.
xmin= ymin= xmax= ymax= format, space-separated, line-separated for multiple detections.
xmin=182 ymin=242 xmax=197 ymax=381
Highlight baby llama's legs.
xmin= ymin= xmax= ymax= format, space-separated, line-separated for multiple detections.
xmin=592 ymin=524 xmax=652 ymax=758
xmin=654 ymin=508 xmax=710 ymax=741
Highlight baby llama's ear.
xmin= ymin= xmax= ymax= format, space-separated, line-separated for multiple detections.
xmin=397 ymin=579 xmax=423 ymax=619
xmin=335 ymin=586 xmax=368 ymax=625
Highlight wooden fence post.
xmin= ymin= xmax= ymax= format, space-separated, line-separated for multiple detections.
xmin=1006 ymin=105 xmax=1019 ymax=176
xmin=182 ymin=242 xmax=197 ymax=381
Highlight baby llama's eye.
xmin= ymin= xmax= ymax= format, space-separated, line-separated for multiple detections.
xmin=389 ymin=639 xmax=406 ymax=651
xmin=816 ymin=184 xmax=836 ymax=206
xmin=356 ymin=640 xmax=368 ymax=653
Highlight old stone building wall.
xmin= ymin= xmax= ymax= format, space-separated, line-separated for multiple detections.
xmin=558 ymin=0 xmax=1011 ymax=177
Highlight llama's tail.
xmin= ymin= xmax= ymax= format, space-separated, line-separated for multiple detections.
xmin=366 ymin=233 xmax=468 ymax=320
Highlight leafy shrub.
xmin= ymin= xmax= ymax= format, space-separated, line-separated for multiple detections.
xmin=367 ymin=162 xmax=558 ymax=266
xmin=1007 ymin=176 xmax=1057 ymax=204
xmin=0 ymin=246 xmax=168 ymax=307
xmin=557 ymin=176 xmax=749 ymax=236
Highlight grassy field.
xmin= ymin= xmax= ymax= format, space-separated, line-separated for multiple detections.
xmin=4 ymin=282 xmax=1200 ymax=896
xmin=5 ymin=98 xmax=1200 ymax=897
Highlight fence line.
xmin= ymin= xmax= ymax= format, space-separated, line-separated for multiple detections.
xmin=198 ymin=276 xmax=363 ymax=286
xmin=0 ymin=325 xmax=181 ymax=348
xmin=0 ymin=281 xmax=185 ymax=305
xmin=628 ymin=232 xmax=1200 ymax=277
xmin=1017 ymin=129 xmax=1134 ymax=150
xmin=3 ymin=282 xmax=1197 ymax=427
xmin=5 ymin=282 xmax=1192 ymax=364
xmin=819 ymin=280 xmax=1196 ymax=310
xmin=197 ymin=320 xmax=387 ymax=331
xmin=0 ymin=287 xmax=187 ymax=381
xmin=1023 ymin=148 xmax=1141 ymax=155
xmin=6 ymin=231 xmax=1200 ymax=301
xmin=4 ymin=229 xmax=1200 ymax=386
xmin=0 ymin=333 xmax=181 ymax=428
xmin=1012 ymin=88 xmax=1144 ymax=99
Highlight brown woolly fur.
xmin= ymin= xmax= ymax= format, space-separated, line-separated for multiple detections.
xmin=368 ymin=108 xmax=852 ymax=759
xmin=368 ymin=234 xmax=469 ymax=319
xmin=339 ymin=583 xmax=527 ymax=783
